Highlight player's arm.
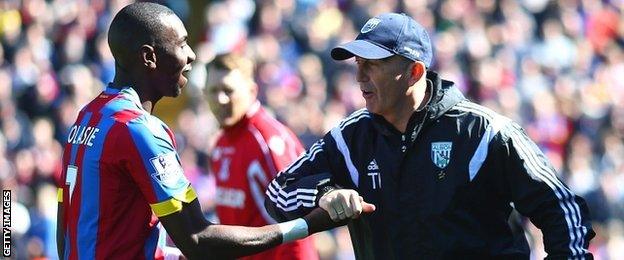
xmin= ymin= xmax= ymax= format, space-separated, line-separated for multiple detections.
xmin=158 ymin=197 xmax=348 ymax=259
xmin=56 ymin=183 xmax=67 ymax=259
xmin=265 ymin=125 xmax=374 ymax=223
xmin=118 ymin=119 xmax=358 ymax=258
xmin=494 ymin=123 xmax=595 ymax=258
xmin=56 ymin=200 xmax=64 ymax=259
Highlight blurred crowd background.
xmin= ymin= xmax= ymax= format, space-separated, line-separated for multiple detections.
xmin=1 ymin=0 xmax=623 ymax=259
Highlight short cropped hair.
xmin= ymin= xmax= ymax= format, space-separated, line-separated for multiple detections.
xmin=108 ymin=2 xmax=176 ymax=59
xmin=206 ymin=53 xmax=255 ymax=80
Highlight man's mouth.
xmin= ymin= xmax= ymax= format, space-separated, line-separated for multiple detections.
xmin=362 ymin=90 xmax=374 ymax=98
xmin=182 ymin=66 xmax=192 ymax=76
xmin=177 ymin=66 xmax=192 ymax=89
xmin=216 ymin=109 xmax=232 ymax=121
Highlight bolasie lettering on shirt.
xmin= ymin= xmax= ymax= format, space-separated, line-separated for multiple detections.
xmin=66 ymin=125 xmax=100 ymax=146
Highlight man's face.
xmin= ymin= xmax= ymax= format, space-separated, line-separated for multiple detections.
xmin=355 ymin=55 xmax=411 ymax=117
xmin=205 ymin=67 xmax=256 ymax=128
xmin=152 ymin=14 xmax=196 ymax=98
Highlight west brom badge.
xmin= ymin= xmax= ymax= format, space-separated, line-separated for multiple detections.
xmin=431 ymin=142 xmax=452 ymax=169
xmin=361 ymin=18 xmax=381 ymax=33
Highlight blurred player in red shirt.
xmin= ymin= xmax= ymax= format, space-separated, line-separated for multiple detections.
xmin=204 ymin=53 xmax=319 ymax=260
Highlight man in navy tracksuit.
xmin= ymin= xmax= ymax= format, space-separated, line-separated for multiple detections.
xmin=264 ymin=13 xmax=594 ymax=259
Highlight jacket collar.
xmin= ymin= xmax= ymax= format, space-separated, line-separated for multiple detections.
xmin=425 ymin=70 xmax=465 ymax=120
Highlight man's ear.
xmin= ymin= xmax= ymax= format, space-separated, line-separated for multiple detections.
xmin=250 ymin=82 xmax=259 ymax=100
xmin=140 ymin=44 xmax=157 ymax=70
xmin=407 ymin=61 xmax=426 ymax=85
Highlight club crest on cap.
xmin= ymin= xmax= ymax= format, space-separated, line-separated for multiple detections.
xmin=361 ymin=18 xmax=381 ymax=33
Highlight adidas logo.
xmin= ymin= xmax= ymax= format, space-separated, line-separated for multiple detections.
xmin=366 ymin=159 xmax=381 ymax=189
xmin=367 ymin=159 xmax=379 ymax=171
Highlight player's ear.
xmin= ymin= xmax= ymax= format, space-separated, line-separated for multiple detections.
xmin=406 ymin=61 xmax=425 ymax=85
xmin=140 ymin=44 xmax=157 ymax=70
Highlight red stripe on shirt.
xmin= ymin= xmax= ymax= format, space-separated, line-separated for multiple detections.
xmin=164 ymin=126 xmax=177 ymax=149
xmin=120 ymin=125 xmax=160 ymax=204
xmin=64 ymin=109 xmax=89 ymax=260
xmin=66 ymin=94 xmax=114 ymax=259
xmin=95 ymin=122 xmax=152 ymax=259
xmin=68 ymin=112 xmax=104 ymax=260
xmin=112 ymin=109 xmax=142 ymax=123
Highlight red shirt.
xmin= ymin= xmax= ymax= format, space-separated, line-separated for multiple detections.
xmin=210 ymin=103 xmax=318 ymax=260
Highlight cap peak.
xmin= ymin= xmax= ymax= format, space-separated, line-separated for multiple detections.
xmin=331 ymin=12 xmax=433 ymax=67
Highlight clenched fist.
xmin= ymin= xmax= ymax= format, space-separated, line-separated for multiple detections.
xmin=318 ymin=189 xmax=376 ymax=222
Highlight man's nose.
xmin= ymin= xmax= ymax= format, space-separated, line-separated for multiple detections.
xmin=187 ymin=47 xmax=196 ymax=63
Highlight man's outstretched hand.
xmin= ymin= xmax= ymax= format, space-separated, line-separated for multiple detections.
xmin=318 ymin=189 xmax=376 ymax=222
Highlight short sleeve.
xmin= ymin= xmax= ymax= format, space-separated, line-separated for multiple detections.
xmin=119 ymin=115 xmax=196 ymax=217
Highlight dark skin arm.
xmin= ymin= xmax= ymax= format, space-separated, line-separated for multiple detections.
xmin=56 ymin=186 xmax=374 ymax=259
xmin=160 ymin=198 xmax=355 ymax=260
xmin=57 ymin=202 xmax=64 ymax=259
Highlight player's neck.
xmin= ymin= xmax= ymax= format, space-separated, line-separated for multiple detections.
xmin=111 ymin=72 xmax=133 ymax=90
xmin=135 ymin=86 xmax=160 ymax=114
xmin=140 ymin=100 xmax=155 ymax=114
xmin=111 ymin=72 xmax=160 ymax=114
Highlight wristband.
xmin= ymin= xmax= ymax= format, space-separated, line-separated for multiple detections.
xmin=161 ymin=246 xmax=183 ymax=260
xmin=277 ymin=218 xmax=309 ymax=243
xmin=316 ymin=185 xmax=336 ymax=204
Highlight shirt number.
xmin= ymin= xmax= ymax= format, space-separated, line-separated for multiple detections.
xmin=66 ymin=165 xmax=78 ymax=201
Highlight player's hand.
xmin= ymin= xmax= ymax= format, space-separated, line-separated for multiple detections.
xmin=318 ymin=189 xmax=375 ymax=222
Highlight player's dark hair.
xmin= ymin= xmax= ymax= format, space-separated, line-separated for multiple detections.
xmin=108 ymin=2 xmax=176 ymax=63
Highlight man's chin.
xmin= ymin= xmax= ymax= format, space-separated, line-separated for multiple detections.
xmin=220 ymin=118 xmax=238 ymax=128
xmin=170 ymin=85 xmax=182 ymax=97
xmin=365 ymin=103 xmax=377 ymax=113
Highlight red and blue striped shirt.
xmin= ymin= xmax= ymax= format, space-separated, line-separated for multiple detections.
xmin=58 ymin=86 xmax=195 ymax=259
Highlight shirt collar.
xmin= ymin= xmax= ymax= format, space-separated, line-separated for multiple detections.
xmin=246 ymin=101 xmax=261 ymax=118
xmin=222 ymin=101 xmax=262 ymax=131
xmin=105 ymin=84 xmax=145 ymax=112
